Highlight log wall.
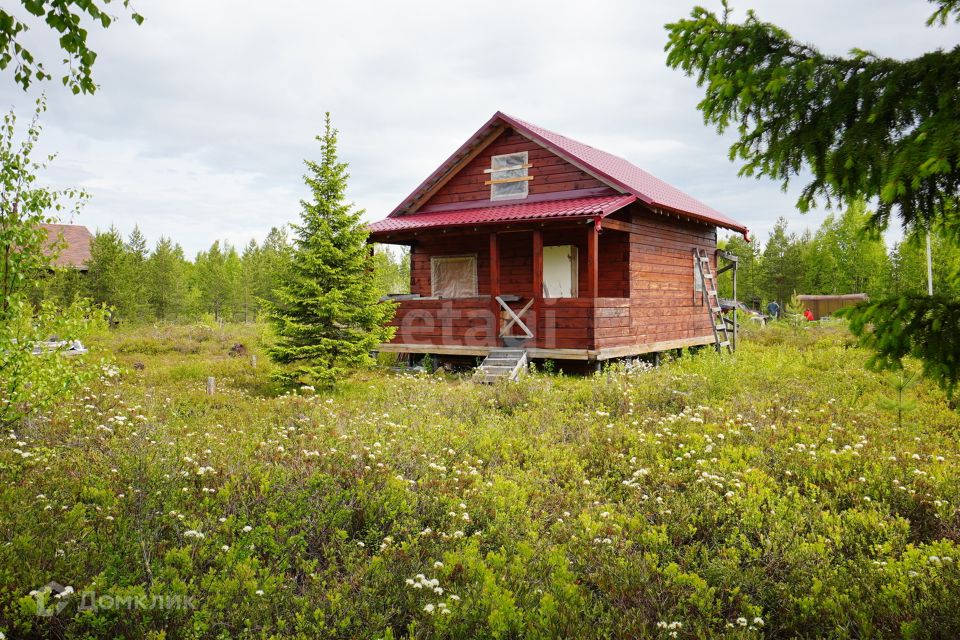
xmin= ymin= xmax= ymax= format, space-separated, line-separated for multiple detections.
xmin=593 ymin=208 xmax=717 ymax=351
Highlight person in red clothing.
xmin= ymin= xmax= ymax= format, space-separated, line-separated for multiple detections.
xmin=803 ymin=308 xmax=815 ymax=321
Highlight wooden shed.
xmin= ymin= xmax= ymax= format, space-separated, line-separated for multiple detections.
xmin=796 ymin=294 xmax=869 ymax=320
xmin=367 ymin=112 xmax=749 ymax=374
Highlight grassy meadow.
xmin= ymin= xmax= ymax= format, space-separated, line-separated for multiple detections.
xmin=2 ymin=322 xmax=960 ymax=638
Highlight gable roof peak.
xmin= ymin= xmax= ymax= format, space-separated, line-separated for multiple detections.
xmin=390 ymin=112 xmax=749 ymax=239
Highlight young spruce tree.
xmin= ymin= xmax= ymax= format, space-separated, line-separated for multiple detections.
xmin=265 ymin=114 xmax=395 ymax=387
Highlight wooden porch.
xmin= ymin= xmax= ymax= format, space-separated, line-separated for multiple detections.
xmin=376 ymin=222 xmax=715 ymax=361
xmin=379 ymin=294 xmax=715 ymax=360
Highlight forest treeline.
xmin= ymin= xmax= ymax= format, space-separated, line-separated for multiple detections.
xmin=37 ymin=225 xmax=410 ymax=323
xmin=36 ymin=201 xmax=959 ymax=323
xmin=717 ymin=202 xmax=960 ymax=307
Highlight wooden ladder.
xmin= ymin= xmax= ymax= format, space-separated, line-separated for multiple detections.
xmin=478 ymin=348 xmax=528 ymax=383
xmin=694 ymin=248 xmax=732 ymax=354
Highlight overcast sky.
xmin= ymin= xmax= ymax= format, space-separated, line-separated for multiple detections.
xmin=3 ymin=0 xmax=958 ymax=256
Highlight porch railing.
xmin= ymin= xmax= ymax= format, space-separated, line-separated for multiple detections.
xmin=495 ymin=295 xmax=534 ymax=340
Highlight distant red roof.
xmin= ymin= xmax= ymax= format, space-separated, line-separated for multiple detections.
xmin=378 ymin=112 xmax=749 ymax=239
xmin=368 ymin=194 xmax=637 ymax=234
xmin=40 ymin=223 xmax=93 ymax=270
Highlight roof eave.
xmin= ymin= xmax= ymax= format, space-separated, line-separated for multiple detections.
xmin=369 ymin=214 xmax=597 ymax=242
xmin=370 ymin=194 xmax=638 ymax=239
xmin=648 ymin=202 xmax=750 ymax=238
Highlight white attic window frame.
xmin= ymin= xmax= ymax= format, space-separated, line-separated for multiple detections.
xmin=485 ymin=151 xmax=531 ymax=201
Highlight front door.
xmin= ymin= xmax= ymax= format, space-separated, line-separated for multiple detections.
xmin=542 ymin=245 xmax=578 ymax=298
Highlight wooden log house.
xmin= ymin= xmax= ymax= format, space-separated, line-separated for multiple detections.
xmin=367 ymin=112 xmax=749 ymax=366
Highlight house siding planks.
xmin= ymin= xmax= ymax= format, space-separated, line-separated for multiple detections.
xmin=598 ymin=207 xmax=717 ymax=350
xmin=387 ymin=297 xmax=498 ymax=348
xmin=422 ymin=128 xmax=608 ymax=209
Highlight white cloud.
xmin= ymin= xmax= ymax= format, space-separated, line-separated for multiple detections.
xmin=3 ymin=0 xmax=957 ymax=253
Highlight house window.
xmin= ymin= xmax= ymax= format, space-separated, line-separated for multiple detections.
xmin=486 ymin=151 xmax=530 ymax=201
xmin=431 ymin=255 xmax=478 ymax=298
xmin=694 ymin=254 xmax=704 ymax=293
xmin=542 ymin=245 xmax=578 ymax=298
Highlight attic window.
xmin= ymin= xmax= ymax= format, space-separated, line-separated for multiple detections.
xmin=485 ymin=151 xmax=531 ymax=201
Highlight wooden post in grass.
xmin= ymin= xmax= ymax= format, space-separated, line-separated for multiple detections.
xmin=206 ymin=377 xmax=215 ymax=395
xmin=251 ymin=354 xmax=257 ymax=368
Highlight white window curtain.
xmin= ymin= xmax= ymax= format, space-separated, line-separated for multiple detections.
xmin=431 ymin=255 xmax=478 ymax=298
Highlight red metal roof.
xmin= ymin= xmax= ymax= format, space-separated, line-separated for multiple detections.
xmin=380 ymin=112 xmax=749 ymax=239
xmin=368 ymin=194 xmax=637 ymax=234
xmin=501 ymin=113 xmax=748 ymax=236
xmin=40 ymin=223 xmax=93 ymax=269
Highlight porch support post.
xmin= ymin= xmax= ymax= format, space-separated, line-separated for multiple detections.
xmin=587 ymin=222 xmax=599 ymax=298
xmin=490 ymin=232 xmax=501 ymax=343
xmin=489 ymin=232 xmax=500 ymax=298
xmin=532 ymin=229 xmax=543 ymax=343
xmin=532 ymin=230 xmax=543 ymax=298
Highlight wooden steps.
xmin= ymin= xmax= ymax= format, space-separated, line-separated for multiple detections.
xmin=478 ymin=348 xmax=528 ymax=383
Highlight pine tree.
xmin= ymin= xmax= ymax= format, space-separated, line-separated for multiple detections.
xmin=127 ymin=225 xmax=148 ymax=261
xmin=193 ymin=241 xmax=238 ymax=322
xmin=257 ymin=226 xmax=294 ymax=307
xmin=84 ymin=226 xmax=141 ymax=321
xmin=124 ymin=226 xmax=149 ymax=320
xmin=239 ymin=239 xmax=262 ymax=322
xmin=806 ymin=217 xmax=839 ymax=295
xmin=759 ymin=218 xmax=804 ymax=305
xmin=146 ymin=237 xmax=187 ymax=320
xmin=264 ymin=114 xmax=395 ymax=387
